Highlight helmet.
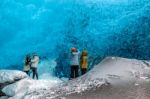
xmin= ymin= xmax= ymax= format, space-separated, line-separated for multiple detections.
xmin=71 ymin=47 xmax=77 ymax=52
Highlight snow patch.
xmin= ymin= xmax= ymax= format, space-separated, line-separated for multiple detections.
xmin=0 ymin=70 xmax=28 ymax=84
xmin=2 ymin=78 xmax=62 ymax=98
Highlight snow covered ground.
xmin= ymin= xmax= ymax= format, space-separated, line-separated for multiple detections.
xmin=2 ymin=78 xmax=63 ymax=99
xmin=0 ymin=70 xmax=62 ymax=99
xmin=64 ymin=57 xmax=150 ymax=99
xmin=1 ymin=57 xmax=150 ymax=99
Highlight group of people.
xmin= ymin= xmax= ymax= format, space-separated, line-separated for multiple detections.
xmin=23 ymin=53 xmax=40 ymax=79
xmin=23 ymin=47 xmax=88 ymax=80
xmin=70 ymin=47 xmax=88 ymax=79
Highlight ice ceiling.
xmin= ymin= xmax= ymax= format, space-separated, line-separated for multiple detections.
xmin=0 ymin=0 xmax=150 ymax=72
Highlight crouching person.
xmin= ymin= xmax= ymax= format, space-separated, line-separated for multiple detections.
xmin=80 ymin=50 xmax=88 ymax=75
xmin=31 ymin=53 xmax=39 ymax=80
xmin=24 ymin=54 xmax=31 ymax=75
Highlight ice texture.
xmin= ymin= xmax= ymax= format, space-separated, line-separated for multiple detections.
xmin=0 ymin=70 xmax=28 ymax=83
xmin=0 ymin=0 xmax=150 ymax=74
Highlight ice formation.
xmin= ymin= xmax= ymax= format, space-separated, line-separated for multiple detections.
xmin=0 ymin=0 xmax=150 ymax=78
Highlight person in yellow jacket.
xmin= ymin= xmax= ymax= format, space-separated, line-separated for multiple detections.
xmin=80 ymin=50 xmax=88 ymax=75
xmin=23 ymin=54 xmax=31 ymax=75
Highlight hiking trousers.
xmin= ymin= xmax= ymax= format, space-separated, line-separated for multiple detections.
xmin=81 ymin=68 xmax=87 ymax=75
xmin=70 ymin=65 xmax=79 ymax=79
xmin=31 ymin=67 xmax=38 ymax=80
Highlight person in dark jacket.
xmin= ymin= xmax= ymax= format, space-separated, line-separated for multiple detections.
xmin=23 ymin=54 xmax=31 ymax=75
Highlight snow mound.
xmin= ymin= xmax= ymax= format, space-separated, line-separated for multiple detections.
xmin=60 ymin=57 xmax=150 ymax=99
xmin=93 ymin=57 xmax=150 ymax=82
xmin=28 ymin=57 xmax=150 ymax=99
xmin=23 ymin=78 xmax=107 ymax=99
xmin=0 ymin=70 xmax=28 ymax=84
xmin=2 ymin=78 xmax=63 ymax=98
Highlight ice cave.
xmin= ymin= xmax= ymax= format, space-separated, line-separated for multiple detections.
xmin=0 ymin=0 xmax=150 ymax=98
xmin=1 ymin=0 xmax=150 ymax=78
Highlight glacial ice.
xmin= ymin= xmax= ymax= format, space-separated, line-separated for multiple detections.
xmin=1 ymin=0 xmax=150 ymax=76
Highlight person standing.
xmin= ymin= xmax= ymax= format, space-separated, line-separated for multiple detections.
xmin=80 ymin=50 xmax=88 ymax=75
xmin=31 ymin=53 xmax=39 ymax=80
xmin=23 ymin=54 xmax=31 ymax=75
xmin=70 ymin=47 xmax=80 ymax=79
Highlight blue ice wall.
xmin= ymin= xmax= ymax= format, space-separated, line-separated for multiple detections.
xmin=0 ymin=0 xmax=150 ymax=77
xmin=0 ymin=0 xmax=75 ymax=68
